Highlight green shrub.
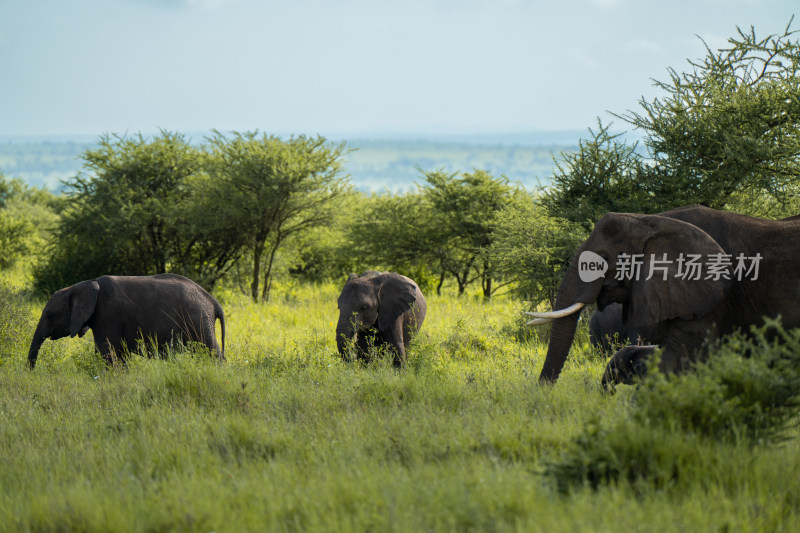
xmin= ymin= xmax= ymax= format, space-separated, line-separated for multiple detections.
xmin=547 ymin=319 xmax=800 ymax=492
xmin=544 ymin=417 xmax=708 ymax=494
xmin=0 ymin=282 xmax=34 ymax=363
xmin=636 ymin=319 xmax=800 ymax=444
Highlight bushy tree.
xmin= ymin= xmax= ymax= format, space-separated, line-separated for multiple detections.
xmin=207 ymin=131 xmax=350 ymax=302
xmin=345 ymin=191 xmax=442 ymax=291
xmin=546 ymin=19 xmax=800 ymax=224
xmin=542 ymin=122 xmax=652 ymax=230
xmin=0 ymin=174 xmax=35 ymax=269
xmin=420 ymin=169 xmax=516 ymax=298
xmin=623 ymin=20 xmax=800 ymax=215
xmin=285 ymin=191 xmax=368 ymax=283
xmin=489 ymin=193 xmax=586 ymax=307
xmin=33 ymin=132 xmax=238 ymax=293
xmin=0 ymin=173 xmax=60 ymax=272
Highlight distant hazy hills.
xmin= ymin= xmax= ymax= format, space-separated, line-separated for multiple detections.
xmin=0 ymin=132 xmax=583 ymax=192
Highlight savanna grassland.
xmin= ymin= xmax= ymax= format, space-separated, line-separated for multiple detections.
xmin=1 ymin=273 xmax=799 ymax=533
xmin=3 ymin=22 xmax=800 ymax=531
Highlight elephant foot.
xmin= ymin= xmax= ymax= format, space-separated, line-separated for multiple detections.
xmin=601 ymin=345 xmax=659 ymax=390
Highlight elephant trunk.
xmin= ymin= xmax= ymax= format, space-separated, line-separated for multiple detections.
xmin=538 ymin=256 xmax=603 ymax=384
xmin=539 ymin=316 xmax=580 ymax=383
xmin=336 ymin=319 xmax=355 ymax=356
xmin=27 ymin=323 xmax=46 ymax=369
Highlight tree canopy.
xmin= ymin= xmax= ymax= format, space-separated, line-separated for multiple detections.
xmin=206 ymin=131 xmax=350 ymax=302
xmin=546 ymin=19 xmax=800 ymax=225
xmin=32 ymin=131 xmax=350 ymax=298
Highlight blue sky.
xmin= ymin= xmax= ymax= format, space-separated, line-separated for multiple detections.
xmin=1 ymin=0 xmax=796 ymax=138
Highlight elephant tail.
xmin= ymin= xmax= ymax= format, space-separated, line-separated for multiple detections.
xmin=214 ymin=299 xmax=226 ymax=360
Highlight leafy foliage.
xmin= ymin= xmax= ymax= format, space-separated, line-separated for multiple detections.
xmin=30 ymin=131 xmax=350 ymax=298
xmin=489 ymin=193 xmax=586 ymax=307
xmin=636 ymin=319 xmax=800 ymax=443
xmin=622 ymin=20 xmax=800 ymax=215
xmin=206 ymin=131 xmax=351 ymax=302
xmin=344 ymin=169 xmax=518 ymax=297
xmin=0 ymin=173 xmax=60 ymax=270
xmin=546 ymin=319 xmax=800 ymax=493
xmin=420 ymin=169 xmax=517 ymax=297
xmin=346 ymin=192 xmax=439 ymax=287
xmin=542 ymin=121 xmax=652 ymax=229
xmin=31 ymin=131 xmax=239 ymax=293
xmin=0 ymin=282 xmax=32 ymax=364
xmin=546 ymin=19 xmax=800 ymax=223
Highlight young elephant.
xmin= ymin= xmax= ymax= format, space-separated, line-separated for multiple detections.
xmin=588 ymin=302 xmax=659 ymax=352
xmin=28 ymin=273 xmax=225 ymax=368
xmin=336 ymin=271 xmax=427 ymax=366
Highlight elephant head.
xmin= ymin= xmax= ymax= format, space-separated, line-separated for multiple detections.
xmin=28 ymin=280 xmax=100 ymax=369
xmin=532 ymin=213 xmax=730 ymax=383
xmin=336 ymin=271 xmax=419 ymax=359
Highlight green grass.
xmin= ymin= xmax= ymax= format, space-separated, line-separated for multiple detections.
xmin=1 ymin=279 xmax=799 ymax=532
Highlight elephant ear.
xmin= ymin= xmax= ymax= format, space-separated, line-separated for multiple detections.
xmin=627 ymin=216 xmax=730 ymax=331
xmin=69 ymin=280 xmax=100 ymax=338
xmin=375 ymin=274 xmax=418 ymax=332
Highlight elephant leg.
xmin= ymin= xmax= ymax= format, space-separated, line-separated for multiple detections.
xmin=380 ymin=319 xmax=407 ymax=367
xmin=92 ymin=325 xmax=122 ymax=365
xmin=601 ymin=345 xmax=658 ymax=390
xmin=98 ymin=339 xmax=124 ymax=365
xmin=402 ymin=310 xmax=422 ymax=354
xmin=355 ymin=332 xmax=374 ymax=361
xmin=653 ymin=317 xmax=718 ymax=375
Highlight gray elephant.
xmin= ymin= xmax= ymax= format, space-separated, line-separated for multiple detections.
xmin=589 ymin=303 xmax=659 ymax=352
xmin=336 ymin=271 xmax=427 ymax=366
xmin=28 ymin=273 xmax=225 ymax=368
xmin=585 ymin=207 xmax=800 ymax=354
xmin=527 ymin=205 xmax=800 ymax=387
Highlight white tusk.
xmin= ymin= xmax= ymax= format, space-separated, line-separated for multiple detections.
xmin=526 ymin=317 xmax=553 ymax=326
xmin=524 ymin=302 xmax=585 ymax=319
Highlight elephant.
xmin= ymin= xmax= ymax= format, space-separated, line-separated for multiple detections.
xmin=589 ymin=303 xmax=657 ymax=352
xmin=527 ymin=205 xmax=800 ymax=387
xmin=336 ymin=270 xmax=427 ymax=366
xmin=587 ymin=208 xmax=800 ymax=354
xmin=28 ymin=273 xmax=225 ymax=368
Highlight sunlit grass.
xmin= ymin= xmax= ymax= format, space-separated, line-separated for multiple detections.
xmin=0 ymin=276 xmax=798 ymax=532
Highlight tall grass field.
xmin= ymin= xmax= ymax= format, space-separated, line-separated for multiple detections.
xmin=1 ymin=277 xmax=799 ymax=532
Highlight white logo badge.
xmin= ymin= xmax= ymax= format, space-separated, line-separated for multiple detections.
xmin=578 ymin=251 xmax=608 ymax=282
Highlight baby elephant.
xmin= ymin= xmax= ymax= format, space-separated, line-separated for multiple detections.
xmin=336 ymin=271 xmax=427 ymax=366
xmin=28 ymin=273 xmax=225 ymax=368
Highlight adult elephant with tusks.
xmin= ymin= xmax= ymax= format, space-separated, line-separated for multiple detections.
xmin=336 ymin=270 xmax=427 ymax=367
xmin=28 ymin=273 xmax=225 ymax=368
xmin=527 ymin=205 xmax=800 ymax=389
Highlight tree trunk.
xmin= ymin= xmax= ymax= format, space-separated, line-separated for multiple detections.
xmin=436 ymin=271 xmax=445 ymax=296
xmin=261 ymin=237 xmax=281 ymax=302
xmin=251 ymin=237 xmax=265 ymax=303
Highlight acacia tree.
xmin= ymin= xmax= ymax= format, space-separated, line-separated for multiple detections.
xmin=33 ymin=131 xmax=241 ymax=293
xmin=621 ymin=19 xmax=800 ymax=214
xmin=346 ymin=192 xmax=441 ymax=288
xmin=546 ymin=19 xmax=800 ymax=224
xmin=207 ymin=131 xmax=350 ymax=302
xmin=542 ymin=121 xmax=651 ymax=230
xmin=0 ymin=173 xmax=49 ymax=270
xmin=420 ymin=169 xmax=516 ymax=298
xmin=489 ymin=192 xmax=586 ymax=308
